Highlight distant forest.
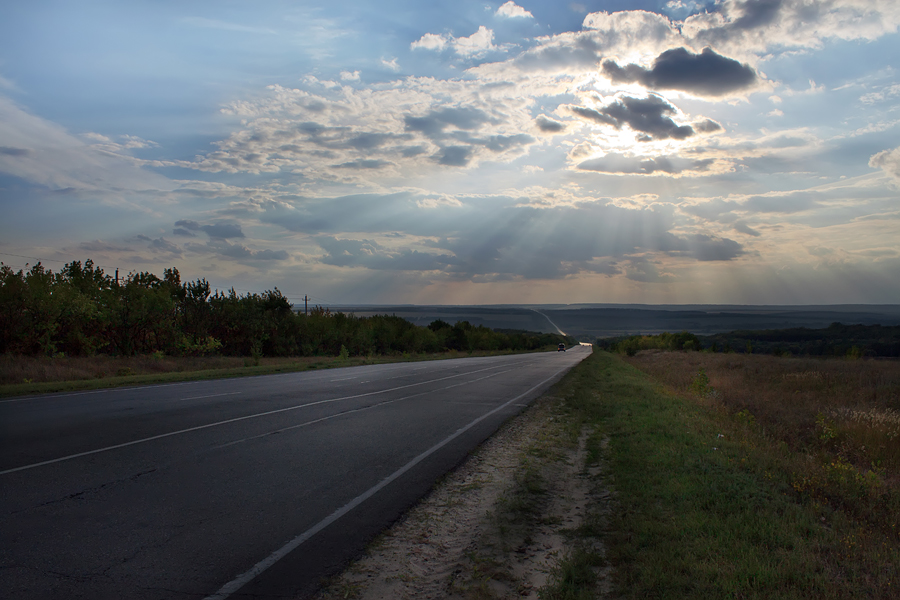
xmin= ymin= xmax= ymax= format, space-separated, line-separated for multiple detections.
xmin=0 ymin=261 xmax=574 ymax=358
xmin=597 ymin=323 xmax=900 ymax=358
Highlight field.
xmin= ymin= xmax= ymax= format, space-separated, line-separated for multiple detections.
xmin=613 ymin=350 xmax=900 ymax=598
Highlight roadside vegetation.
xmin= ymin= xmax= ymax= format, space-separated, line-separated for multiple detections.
xmin=548 ymin=350 xmax=898 ymax=599
xmin=312 ymin=345 xmax=898 ymax=599
xmin=0 ymin=260 xmax=574 ymax=393
xmin=596 ymin=324 xmax=900 ymax=358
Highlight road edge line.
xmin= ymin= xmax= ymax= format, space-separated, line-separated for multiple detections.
xmin=203 ymin=358 xmax=580 ymax=600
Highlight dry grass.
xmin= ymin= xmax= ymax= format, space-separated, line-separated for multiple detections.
xmin=0 ymin=349 xmax=532 ymax=395
xmin=626 ymin=352 xmax=900 ymax=474
xmin=626 ymin=350 xmax=900 ymax=592
xmin=0 ymin=354 xmax=281 ymax=385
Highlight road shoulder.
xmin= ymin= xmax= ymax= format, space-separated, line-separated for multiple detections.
xmin=313 ymin=376 xmax=611 ymax=600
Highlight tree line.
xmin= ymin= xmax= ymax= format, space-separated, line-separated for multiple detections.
xmin=0 ymin=261 xmax=574 ymax=357
xmin=596 ymin=323 xmax=900 ymax=358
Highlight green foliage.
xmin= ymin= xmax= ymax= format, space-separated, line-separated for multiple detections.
xmin=690 ymin=367 xmax=711 ymax=396
xmin=0 ymin=259 xmax=573 ymax=359
xmin=601 ymin=331 xmax=702 ymax=356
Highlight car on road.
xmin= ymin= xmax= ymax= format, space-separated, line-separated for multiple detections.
xmin=558 ymin=343 xmax=566 ymax=352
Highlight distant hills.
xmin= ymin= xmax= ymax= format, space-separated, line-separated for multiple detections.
xmin=327 ymin=304 xmax=900 ymax=342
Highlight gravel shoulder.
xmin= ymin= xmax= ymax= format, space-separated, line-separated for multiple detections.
xmin=313 ymin=390 xmax=611 ymax=600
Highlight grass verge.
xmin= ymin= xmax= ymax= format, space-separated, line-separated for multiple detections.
xmin=0 ymin=349 xmax=539 ymax=398
xmin=542 ymin=350 xmax=898 ymax=599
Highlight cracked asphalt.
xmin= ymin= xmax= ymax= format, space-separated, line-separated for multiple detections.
xmin=0 ymin=348 xmax=588 ymax=599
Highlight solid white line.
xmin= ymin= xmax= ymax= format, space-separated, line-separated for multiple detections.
xmin=181 ymin=392 xmax=242 ymax=401
xmin=0 ymin=363 xmax=507 ymax=476
xmin=212 ymin=368 xmax=517 ymax=450
xmin=203 ymin=361 xmax=573 ymax=600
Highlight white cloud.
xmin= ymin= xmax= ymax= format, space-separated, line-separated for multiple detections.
xmin=412 ymin=26 xmax=500 ymax=58
xmin=0 ymin=94 xmax=171 ymax=195
xmin=869 ymin=146 xmax=900 ymax=183
xmin=452 ymin=26 xmax=497 ymax=57
xmin=381 ymin=57 xmax=400 ymax=71
xmin=860 ymin=83 xmax=900 ymax=104
xmin=411 ymin=32 xmax=449 ymax=51
xmin=681 ymin=0 xmax=900 ymax=60
xmin=496 ymin=2 xmax=534 ymax=19
xmin=340 ymin=70 xmax=360 ymax=81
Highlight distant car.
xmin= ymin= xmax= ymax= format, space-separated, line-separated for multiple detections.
xmin=558 ymin=343 xmax=566 ymax=352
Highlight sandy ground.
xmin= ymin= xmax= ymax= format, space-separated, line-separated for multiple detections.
xmin=313 ymin=394 xmax=611 ymax=600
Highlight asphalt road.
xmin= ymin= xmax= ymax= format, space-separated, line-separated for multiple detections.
xmin=0 ymin=346 xmax=590 ymax=599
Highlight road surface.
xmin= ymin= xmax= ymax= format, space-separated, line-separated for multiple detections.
xmin=0 ymin=347 xmax=589 ymax=599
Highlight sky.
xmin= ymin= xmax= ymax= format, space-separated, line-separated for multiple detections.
xmin=1 ymin=0 xmax=899 ymax=306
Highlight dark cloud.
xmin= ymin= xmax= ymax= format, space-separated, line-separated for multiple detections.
xmin=577 ymin=153 xmax=714 ymax=175
xmin=569 ymin=95 xmax=695 ymax=140
xmin=692 ymin=0 xmax=787 ymax=47
xmin=729 ymin=0 xmax=784 ymax=30
xmin=695 ymin=119 xmax=723 ymax=133
xmin=175 ymin=220 xmax=244 ymax=239
xmin=317 ymin=236 xmax=456 ymax=271
xmin=200 ymin=223 xmax=244 ymax=239
xmin=733 ymin=221 xmax=761 ymax=236
xmin=481 ymin=134 xmax=535 ymax=152
xmin=79 ymin=240 xmax=129 ymax=252
xmin=266 ymin=122 xmax=410 ymax=153
xmin=569 ymin=106 xmax=618 ymax=127
xmin=174 ymin=219 xmax=200 ymax=231
xmin=437 ymin=146 xmax=473 ymax=166
xmin=0 ymin=146 xmax=30 ymax=157
xmin=346 ymin=132 xmax=393 ymax=150
xmin=666 ymin=233 xmax=745 ymax=261
xmin=602 ymin=47 xmax=757 ymax=96
xmin=624 ymin=258 xmax=676 ymax=283
xmin=242 ymin=192 xmax=745 ymax=281
xmin=400 ymin=145 xmax=428 ymax=157
xmin=149 ymin=237 xmax=182 ymax=255
xmin=204 ymin=240 xmax=288 ymax=261
xmin=404 ymin=107 xmax=493 ymax=137
xmin=332 ymin=159 xmax=393 ymax=169
xmin=535 ymin=115 xmax=566 ymax=133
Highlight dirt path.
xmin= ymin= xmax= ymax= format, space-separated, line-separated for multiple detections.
xmin=313 ymin=394 xmax=611 ymax=600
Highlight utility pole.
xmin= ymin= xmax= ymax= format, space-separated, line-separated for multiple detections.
xmin=304 ymin=295 xmax=308 ymax=315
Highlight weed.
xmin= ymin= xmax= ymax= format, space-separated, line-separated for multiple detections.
xmin=539 ymin=546 xmax=604 ymax=600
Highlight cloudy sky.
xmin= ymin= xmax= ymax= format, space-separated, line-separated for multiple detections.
xmin=1 ymin=0 xmax=899 ymax=305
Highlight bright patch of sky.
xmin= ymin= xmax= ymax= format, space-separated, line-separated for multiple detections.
xmin=1 ymin=0 xmax=898 ymax=305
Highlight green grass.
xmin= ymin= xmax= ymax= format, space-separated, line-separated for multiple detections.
xmin=540 ymin=350 xmax=897 ymax=599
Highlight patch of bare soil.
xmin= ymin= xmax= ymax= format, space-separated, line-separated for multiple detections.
xmin=313 ymin=395 xmax=610 ymax=600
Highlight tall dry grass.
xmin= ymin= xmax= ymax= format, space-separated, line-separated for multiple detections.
xmin=0 ymin=354 xmax=264 ymax=385
xmin=627 ymin=350 xmax=900 ymax=560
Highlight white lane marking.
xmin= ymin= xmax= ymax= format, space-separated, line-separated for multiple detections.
xmin=213 ymin=368 xmax=517 ymax=450
xmin=329 ymin=377 xmax=356 ymax=382
xmin=203 ymin=361 xmax=573 ymax=600
xmin=0 ymin=363 xmax=509 ymax=476
xmin=181 ymin=392 xmax=242 ymax=401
